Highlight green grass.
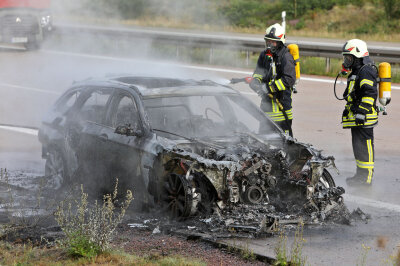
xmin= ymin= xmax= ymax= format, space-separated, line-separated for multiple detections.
xmin=0 ymin=241 xmax=206 ymax=266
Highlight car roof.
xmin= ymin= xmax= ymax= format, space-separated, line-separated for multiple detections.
xmin=70 ymin=76 xmax=239 ymax=98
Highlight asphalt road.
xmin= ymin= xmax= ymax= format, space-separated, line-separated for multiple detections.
xmin=0 ymin=46 xmax=399 ymax=265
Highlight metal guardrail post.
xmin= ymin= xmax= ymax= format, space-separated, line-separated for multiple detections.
xmin=326 ymin=58 xmax=331 ymax=73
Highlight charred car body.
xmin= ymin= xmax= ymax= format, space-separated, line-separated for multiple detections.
xmin=38 ymin=76 xmax=345 ymax=224
xmin=0 ymin=0 xmax=52 ymax=49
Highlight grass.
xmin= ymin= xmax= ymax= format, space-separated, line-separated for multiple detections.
xmin=0 ymin=241 xmax=207 ymax=265
xmin=274 ymin=220 xmax=307 ymax=266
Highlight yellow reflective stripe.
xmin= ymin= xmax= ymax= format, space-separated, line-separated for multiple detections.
xmin=347 ymin=81 xmax=355 ymax=101
xmin=361 ymin=97 xmax=374 ymax=105
xmin=356 ymin=160 xmax=374 ymax=169
xmin=253 ymin=74 xmax=263 ymax=81
xmin=367 ymin=169 xmax=373 ymax=184
xmin=274 ymin=79 xmax=286 ymax=91
xmin=367 ymin=139 xmax=373 ymax=163
xmin=367 ymin=138 xmax=374 ymax=184
xmin=343 ymin=121 xmax=378 ymax=128
xmin=271 ymin=99 xmax=277 ymax=113
xmin=360 ymin=79 xmax=374 ymax=87
xmin=266 ymin=109 xmax=293 ymax=121
xmin=359 ymin=105 xmax=369 ymax=112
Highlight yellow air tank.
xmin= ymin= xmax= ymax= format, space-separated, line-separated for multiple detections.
xmin=288 ymin=44 xmax=300 ymax=81
xmin=378 ymin=62 xmax=391 ymax=106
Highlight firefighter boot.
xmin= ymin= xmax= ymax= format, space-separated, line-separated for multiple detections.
xmin=346 ymin=169 xmax=372 ymax=187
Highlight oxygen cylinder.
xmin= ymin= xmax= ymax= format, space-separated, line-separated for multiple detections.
xmin=288 ymin=44 xmax=300 ymax=81
xmin=378 ymin=62 xmax=391 ymax=106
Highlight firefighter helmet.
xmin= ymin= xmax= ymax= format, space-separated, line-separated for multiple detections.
xmin=264 ymin=23 xmax=285 ymax=44
xmin=342 ymin=39 xmax=369 ymax=58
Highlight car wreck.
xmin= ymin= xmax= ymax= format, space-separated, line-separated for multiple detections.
xmin=38 ymin=76 xmax=345 ymax=232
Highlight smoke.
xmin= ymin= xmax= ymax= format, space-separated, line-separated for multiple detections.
xmin=50 ymin=0 xmax=226 ymax=27
xmin=0 ymin=0 xmax=252 ymax=204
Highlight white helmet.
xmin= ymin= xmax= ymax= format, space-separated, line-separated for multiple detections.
xmin=264 ymin=23 xmax=285 ymax=44
xmin=342 ymin=39 xmax=369 ymax=58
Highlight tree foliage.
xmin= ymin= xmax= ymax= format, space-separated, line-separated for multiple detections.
xmin=382 ymin=0 xmax=400 ymax=19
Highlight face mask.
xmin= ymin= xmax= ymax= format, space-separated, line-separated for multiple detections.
xmin=343 ymin=55 xmax=354 ymax=69
xmin=265 ymin=40 xmax=278 ymax=53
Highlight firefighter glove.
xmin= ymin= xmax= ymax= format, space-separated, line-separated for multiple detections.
xmin=250 ymin=78 xmax=262 ymax=92
xmin=355 ymin=113 xmax=366 ymax=125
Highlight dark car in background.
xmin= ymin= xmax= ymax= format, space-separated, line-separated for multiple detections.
xmin=38 ymin=76 xmax=344 ymax=222
xmin=0 ymin=0 xmax=52 ymax=50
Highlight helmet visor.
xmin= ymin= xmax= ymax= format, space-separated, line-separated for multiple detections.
xmin=265 ymin=39 xmax=278 ymax=52
xmin=343 ymin=55 xmax=354 ymax=69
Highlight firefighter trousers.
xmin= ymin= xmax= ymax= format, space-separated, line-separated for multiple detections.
xmin=276 ymin=119 xmax=292 ymax=136
xmin=351 ymin=127 xmax=374 ymax=183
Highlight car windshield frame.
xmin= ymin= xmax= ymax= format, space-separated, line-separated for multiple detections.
xmin=142 ymin=93 xmax=281 ymax=139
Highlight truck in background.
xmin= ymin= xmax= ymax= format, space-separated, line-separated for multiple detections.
xmin=0 ymin=0 xmax=52 ymax=50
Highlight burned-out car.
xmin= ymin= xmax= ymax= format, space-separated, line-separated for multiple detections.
xmin=38 ymin=76 xmax=345 ymax=223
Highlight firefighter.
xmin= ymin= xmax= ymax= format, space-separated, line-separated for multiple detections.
xmin=341 ymin=39 xmax=378 ymax=186
xmin=249 ymin=23 xmax=296 ymax=136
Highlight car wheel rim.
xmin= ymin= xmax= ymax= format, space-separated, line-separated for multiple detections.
xmin=45 ymin=151 xmax=64 ymax=190
xmin=161 ymin=174 xmax=191 ymax=218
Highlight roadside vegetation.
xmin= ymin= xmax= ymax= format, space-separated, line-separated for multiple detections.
xmin=0 ymin=242 xmax=207 ymax=265
xmin=55 ymin=0 xmax=400 ymax=41
xmin=274 ymin=221 xmax=307 ymax=266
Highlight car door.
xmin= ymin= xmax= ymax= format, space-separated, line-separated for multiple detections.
xmin=101 ymin=90 xmax=144 ymax=193
xmin=68 ymin=87 xmax=114 ymax=189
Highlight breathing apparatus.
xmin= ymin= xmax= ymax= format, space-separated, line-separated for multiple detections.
xmin=334 ymin=61 xmax=392 ymax=115
xmin=334 ymin=39 xmax=391 ymax=115
xmin=288 ymin=44 xmax=300 ymax=93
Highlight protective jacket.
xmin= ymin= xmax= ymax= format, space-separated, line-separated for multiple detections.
xmin=342 ymin=57 xmax=378 ymax=128
xmin=251 ymin=45 xmax=296 ymax=123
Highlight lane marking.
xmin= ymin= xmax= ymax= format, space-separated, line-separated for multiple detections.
xmin=1 ymin=123 xmax=400 ymax=213
xmin=0 ymin=82 xmax=59 ymax=95
xmin=0 ymin=125 xmax=38 ymax=136
xmin=42 ymin=49 xmax=400 ymax=90
xmin=344 ymin=194 xmax=400 ymax=213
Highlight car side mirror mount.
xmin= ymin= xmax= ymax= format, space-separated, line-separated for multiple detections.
xmin=115 ymin=124 xmax=143 ymax=137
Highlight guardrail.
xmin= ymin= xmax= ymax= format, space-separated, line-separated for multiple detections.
xmin=55 ymin=23 xmax=400 ymax=64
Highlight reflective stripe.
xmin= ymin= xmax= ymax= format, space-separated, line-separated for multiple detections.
xmin=360 ymin=79 xmax=374 ymax=87
xmin=266 ymin=109 xmax=293 ymax=122
xmin=342 ymin=119 xmax=378 ymax=127
xmin=367 ymin=169 xmax=373 ymax=184
xmin=253 ymin=74 xmax=263 ymax=81
xmin=270 ymin=99 xmax=276 ymax=113
xmin=274 ymin=79 xmax=286 ymax=91
xmin=359 ymin=105 xmax=369 ymax=112
xmin=361 ymin=97 xmax=374 ymax=105
xmin=356 ymin=160 xmax=374 ymax=169
xmin=347 ymin=81 xmax=355 ymax=102
xmin=366 ymin=139 xmax=374 ymax=183
xmin=367 ymin=139 xmax=373 ymax=163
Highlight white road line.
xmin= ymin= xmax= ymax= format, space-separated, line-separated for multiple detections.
xmin=0 ymin=82 xmax=59 ymax=95
xmin=42 ymin=49 xmax=400 ymax=90
xmin=0 ymin=125 xmax=38 ymax=136
xmin=344 ymin=194 xmax=400 ymax=213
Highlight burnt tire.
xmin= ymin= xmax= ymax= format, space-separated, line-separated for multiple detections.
xmin=160 ymin=173 xmax=193 ymax=219
xmin=320 ymin=169 xmax=335 ymax=188
xmin=44 ymin=148 xmax=68 ymax=190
